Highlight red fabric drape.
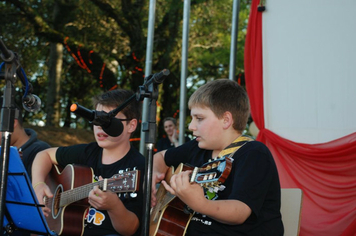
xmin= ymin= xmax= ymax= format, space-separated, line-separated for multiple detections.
xmin=244 ymin=1 xmax=356 ymax=235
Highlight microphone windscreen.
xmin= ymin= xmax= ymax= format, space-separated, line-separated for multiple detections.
xmin=102 ymin=117 xmax=124 ymax=137
xmin=22 ymin=94 xmax=42 ymax=112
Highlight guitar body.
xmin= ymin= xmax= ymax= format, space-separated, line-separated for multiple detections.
xmin=150 ymin=157 xmax=233 ymax=236
xmin=45 ymin=164 xmax=94 ymax=236
xmin=152 ymin=197 xmax=193 ymax=236
xmin=150 ymin=164 xmax=194 ymax=236
xmin=150 ymin=136 xmax=250 ymax=236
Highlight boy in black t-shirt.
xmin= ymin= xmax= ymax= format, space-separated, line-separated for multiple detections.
xmin=32 ymin=89 xmax=145 ymax=236
xmin=151 ymin=79 xmax=284 ymax=235
xmin=0 ymin=97 xmax=51 ymax=180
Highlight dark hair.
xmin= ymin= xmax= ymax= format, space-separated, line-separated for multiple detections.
xmin=163 ymin=117 xmax=177 ymax=127
xmin=188 ymin=79 xmax=250 ymax=132
xmin=92 ymin=89 xmax=141 ymax=122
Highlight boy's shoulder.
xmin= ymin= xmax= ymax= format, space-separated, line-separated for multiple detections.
xmin=232 ymin=140 xmax=274 ymax=163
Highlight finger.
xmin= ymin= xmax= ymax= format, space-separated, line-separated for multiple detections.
xmin=44 ymin=186 xmax=53 ymax=198
xmin=92 ymin=185 xmax=101 ymax=196
xmin=151 ymin=194 xmax=157 ymax=207
xmin=88 ymin=190 xmax=98 ymax=207
xmin=42 ymin=204 xmax=51 ymax=217
xmin=173 ymin=172 xmax=184 ymax=188
xmin=182 ymin=171 xmax=192 ymax=184
xmin=162 ymin=180 xmax=175 ymax=195
xmin=152 ymin=182 xmax=157 ymax=193
xmin=169 ymin=174 xmax=177 ymax=189
xmin=156 ymin=173 xmax=165 ymax=183
xmin=89 ymin=189 xmax=96 ymax=198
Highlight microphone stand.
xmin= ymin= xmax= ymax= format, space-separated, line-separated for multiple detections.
xmin=0 ymin=38 xmax=20 ymax=230
xmin=139 ymin=74 xmax=162 ymax=236
xmin=107 ymin=70 xmax=168 ymax=236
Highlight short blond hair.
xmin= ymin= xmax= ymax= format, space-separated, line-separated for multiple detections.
xmin=188 ymin=79 xmax=250 ymax=132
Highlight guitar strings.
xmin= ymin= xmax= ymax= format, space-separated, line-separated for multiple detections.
xmin=40 ymin=173 xmax=134 ymax=209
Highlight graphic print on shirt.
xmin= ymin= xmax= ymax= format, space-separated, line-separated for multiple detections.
xmin=191 ymin=136 xmax=255 ymax=229
xmin=84 ymin=174 xmax=106 ymax=226
xmin=85 ymin=207 xmax=106 ymax=226
xmin=189 ymin=188 xmax=219 ymax=226
xmin=205 ymin=189 xmax=218 ymax=200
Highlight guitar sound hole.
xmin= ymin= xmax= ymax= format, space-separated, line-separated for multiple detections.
xmin=52 ymin=185 xmax=63 ymax=219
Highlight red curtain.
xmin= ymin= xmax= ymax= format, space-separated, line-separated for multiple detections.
xmin=244 ymin=1 xmax=356 ymax=235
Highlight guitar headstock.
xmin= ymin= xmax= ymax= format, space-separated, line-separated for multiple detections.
xmin=103 ymin=170 xmax=140 ymax=193
xmin=190 ymin=157 xmax=232 ymax=192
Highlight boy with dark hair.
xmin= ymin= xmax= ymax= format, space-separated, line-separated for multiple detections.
xmin=152 ymin=79 xmax=284 ymax=235
xmin=32 ymin=89 xmax=145 ymax=236
xmin=0 ymin=97 xmax=50 ymax=179
xmin=1 ymin=98 xmax=51 ymax=236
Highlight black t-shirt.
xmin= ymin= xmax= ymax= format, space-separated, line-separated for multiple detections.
xmin=21 ymin=128 xmax=51 ymax=179
xmin=56 ymin=142 xmax=145 ymax=236
xmin=164 ymin=139 xmax=284 ymax=236
xmin=156 ymin=136 xmax=191 ymax=152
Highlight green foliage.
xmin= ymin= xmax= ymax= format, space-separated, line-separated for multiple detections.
xmin=0 ymin=0 xmax=251 ymax=139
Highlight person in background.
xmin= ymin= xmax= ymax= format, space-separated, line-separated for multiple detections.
xmin=1 ymin=98 xmax=50 ymax=236
xmin=31 ymin=89 xmax=145 ymax=236
xmin=156 ymin=117 xmax=190 ymax=152
xmin=151 ymin=79 xmax=284 ymax=235
xmin=0 ymin=97 xmax=51 ymax=179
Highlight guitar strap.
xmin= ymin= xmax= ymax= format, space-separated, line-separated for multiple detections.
xmin=205 ymin=135 xmax=253 ymax=200
xmin=218 ymin=135 xmax=254 ymax=161
xmin=204 ymin=135 xmax=253 ymax=201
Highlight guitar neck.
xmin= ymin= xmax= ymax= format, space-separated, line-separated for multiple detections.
xmin=60 ymin=181 xmax=104 ymax=207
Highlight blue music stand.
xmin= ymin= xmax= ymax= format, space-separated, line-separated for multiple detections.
xmin=2 ymin=147 xmax=57 ymax=236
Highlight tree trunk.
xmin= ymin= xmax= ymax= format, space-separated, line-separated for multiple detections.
xmin=46 ymin=42 xmax=63 ymax=127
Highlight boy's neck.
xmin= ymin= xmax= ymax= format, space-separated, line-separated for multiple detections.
xmin=212 ymin=132 xmax=243 ymax=158
xmin=12 ymin=128 xmax=30 ymax=149
xmin=102 ymin=142 xmax=131 ymax=164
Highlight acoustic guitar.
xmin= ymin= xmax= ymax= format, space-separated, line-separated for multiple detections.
xmin=150 ymin=156 xmax=232 ymax=236
xmin=43 ymin=164 xmax=140 ymax=236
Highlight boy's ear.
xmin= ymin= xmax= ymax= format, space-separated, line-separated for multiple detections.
xmin=222 ymin=111 xmax=233 ymax=129
xmin=13 ymin=119 xmax=19 ymax=129
xmin=127 ymin=119 xmax=138 ymax=133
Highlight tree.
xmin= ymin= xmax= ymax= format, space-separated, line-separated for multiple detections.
xmin=0 ymin=0 xmax=250 ymax=139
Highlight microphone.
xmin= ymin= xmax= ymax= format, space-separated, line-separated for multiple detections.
xmin=70 ymin=103 xmax=124 ymax=137
xmin=151 ymin=69 xmax=170 ymax=84
xmin=143 ymin=69 xmax=170 ymax=87
xmin=22 ymin=94 xmax=41 ymax=112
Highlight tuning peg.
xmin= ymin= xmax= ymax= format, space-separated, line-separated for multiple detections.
xmin=118 ymin=170 xmax=124 ymax=174
xmin=130 ymin=192 xmax=137 ymax=198
xmin=125 ymin=168 xmax=131 ymax=172
xmin=218 ymin=185 xmax=226 ymax=191
xmin=123 ymin=193 xmax=129 ymax=199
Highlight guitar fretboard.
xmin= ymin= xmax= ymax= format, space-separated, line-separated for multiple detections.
xmin=59 ymin=181 xmax=104 ymax=207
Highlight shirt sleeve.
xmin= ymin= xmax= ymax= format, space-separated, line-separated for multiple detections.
xmin=228 ymin=142 xmax=275 ymax=218
xmin=56 ymin=144 xmax=89 ymax=167
xmin=164 ymin=139 xmax=198 ymax=168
